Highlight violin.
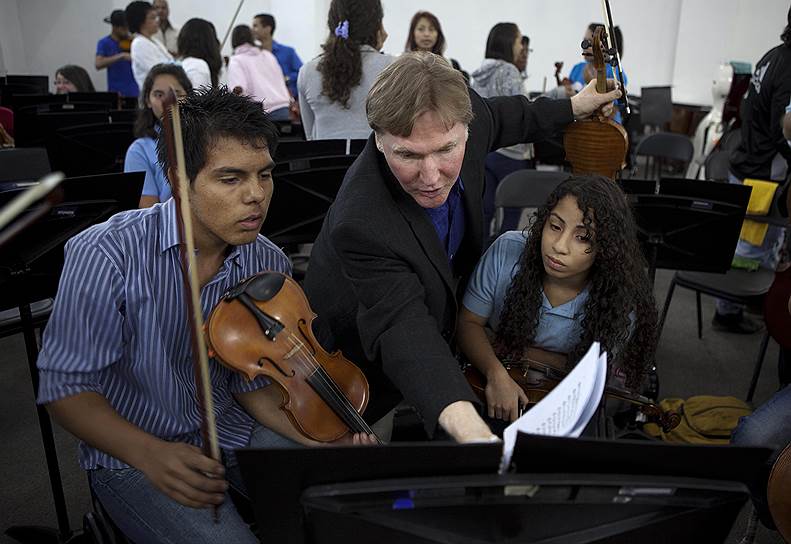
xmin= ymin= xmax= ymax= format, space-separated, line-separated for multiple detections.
xmin=119 ymin=38 xmax=132 ymax=53
xmin=463 ymin=347 xmax=681 ymax=433
xmin=554 ymin=61 xmax=571 ymax=89
xmin=563 ymin=25 xmax=628 ymax=180
xmin=205 ymin=272 xmax=382 ymax=444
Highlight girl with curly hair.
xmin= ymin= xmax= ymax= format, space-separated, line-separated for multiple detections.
xmin=297 ymin=0 xmax=393 ymax=139
xmin=458 ymin=176 xmax=658 ymax=423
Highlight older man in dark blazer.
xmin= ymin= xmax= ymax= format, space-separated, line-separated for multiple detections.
xmin=304 ymin=52 xmax=620 ymax=443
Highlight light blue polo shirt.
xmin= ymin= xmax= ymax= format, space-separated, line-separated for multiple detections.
xmin=462 ymin=230 xmax=588 ymax=355
xmin=123 ymin=125 xmax=171 ymax=202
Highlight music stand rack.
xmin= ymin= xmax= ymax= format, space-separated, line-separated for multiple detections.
xmin=620 ymin=178 xmax=752 ymax=286
xmin=237 ymin=434 xmax=771 ymax=543
xmin=0 ymin=172 xmax=143 ymax=544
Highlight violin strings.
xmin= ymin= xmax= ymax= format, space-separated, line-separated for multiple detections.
xmin=283 ymin=334 xmax=376 ymax=436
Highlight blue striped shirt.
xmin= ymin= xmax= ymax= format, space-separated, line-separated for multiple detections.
xmin=36 ymin=199 xmax=291 ymax=470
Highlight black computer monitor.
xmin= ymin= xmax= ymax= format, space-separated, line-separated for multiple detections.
xmin=640 ymin=86 xmax=673 ymax=128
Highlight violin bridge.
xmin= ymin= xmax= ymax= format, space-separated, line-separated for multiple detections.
xmin=283 ymin=342 xmax=302 ymax=360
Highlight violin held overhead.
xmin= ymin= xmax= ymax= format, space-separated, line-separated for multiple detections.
xmin=563 ymin=25 xmax=628 ymax=180
xmin=205 ymin=272 xmax=382 ymax=444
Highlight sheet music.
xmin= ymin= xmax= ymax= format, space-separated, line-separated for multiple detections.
xmin=499 ymin=342 xmax=607 ymax=473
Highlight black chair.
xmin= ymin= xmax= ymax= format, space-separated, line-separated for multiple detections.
xmin=274 ymin=138 xmax=365 ymax=163
xmin=703 ymin=129 xmax=741 ymax=182
xmin=0 ymin=147 xmax=51 ymax=183
xmin=658 ymin=178 xmax=791 ymax=401
xmin=634 ymin=132 xmax=694 ymax=180
xmin=492 ymin=169 xmax=570 ymax=238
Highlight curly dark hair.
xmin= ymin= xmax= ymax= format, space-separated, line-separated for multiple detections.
xmin=494 ymin=176 xmax=658 ymax=391
xmin=177 ymin=18 xmax=222 ymax=87
xmin=317 ymin=0 xmax=384 ymax=108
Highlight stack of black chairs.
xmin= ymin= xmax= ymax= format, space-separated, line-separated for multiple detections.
xmin=0 ymin=75 xmax=138 ymax=177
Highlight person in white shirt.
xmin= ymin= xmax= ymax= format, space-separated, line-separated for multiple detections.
xmin=176 ymin=18 xmax=222 ymax=90
xmin=227 ymin=25 xmax=291 ymax=120
xmin=152 ymin=0 xmax=179 ymax=56
xmin=126 ymin=1 xmax=173 ymax=90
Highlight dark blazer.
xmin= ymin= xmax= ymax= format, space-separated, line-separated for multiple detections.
xmin=303 ymin=89 xmax=573 ymax=434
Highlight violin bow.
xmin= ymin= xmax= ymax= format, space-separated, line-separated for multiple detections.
xmin=600 ymin=0 xmax=630 ymax=117
xmin=0 ymin=172 xmax=64 ymax=248
xmin=219 ymin=0 xmax=245 ymax=53
xmin=160 ymin=90 xmax=222 ymax=519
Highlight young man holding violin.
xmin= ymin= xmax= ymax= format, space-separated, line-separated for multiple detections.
xmin=36 ymin=87 xmax=372 ymax=543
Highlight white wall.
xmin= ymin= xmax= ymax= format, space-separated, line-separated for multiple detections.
xmin=672 ymin=0 xmax=789 ymax=105
xmin=1 ymin=0 xmax=789 ymax=106
xmin=0 ymin=0 xmax=28 ymax=74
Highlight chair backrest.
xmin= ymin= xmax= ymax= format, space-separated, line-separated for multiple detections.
xmin=635 ymin=132 xmax=694 ymax=163
xmin=0 ymin=147 xmax=50 ymax=183
xmin=703 ymin=127 xmax=741 ymax=182
xmin=493 ymin=169 xmax=570 ymax=234
xmin=640 ymin=86 xmax=673 ymax=127
xmin=495 ymin=169 xmax=570 ymax=209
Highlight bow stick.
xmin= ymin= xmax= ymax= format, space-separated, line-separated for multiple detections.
xmin=0 ymin=172 xmax=64 ymax=248
xmin=600 ymin=0 xmax=630 ymax=117
xmin=160 ymin=90 xmax=221 ymax=520
xmin=219 ymin=0 xmax=246 ymax=53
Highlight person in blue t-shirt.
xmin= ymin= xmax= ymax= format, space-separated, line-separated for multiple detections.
xmin=252 ymin=13 xmax=303 ymax=98
xmin=458 ymin=176 xmax=656 ymax=423
xmin=124 ymin=63 xmax=192 ymax=207
xmin=96 ymin=10 xmax=139 ymax=98
xmin=567 ymin=23 xmax=627 ymax=124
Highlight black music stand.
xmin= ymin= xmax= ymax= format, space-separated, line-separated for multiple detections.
xmin=237 ymin=434 xmax=770 ymax=543
xmin=1 ymin=172 xmax=143 ymax=544
xmin=620 ymin=178 xmax=751 ymax=286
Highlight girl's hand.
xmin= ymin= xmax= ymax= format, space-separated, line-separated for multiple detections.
xmin=485 ymin=370 xmax=529 ymax=422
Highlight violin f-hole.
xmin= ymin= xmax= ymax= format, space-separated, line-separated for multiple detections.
xmin=258 ymin=357 xmax=295 ymax=378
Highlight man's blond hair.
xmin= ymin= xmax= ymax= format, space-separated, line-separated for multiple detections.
xmin=366 ymin=52 xmax=473 ymax=137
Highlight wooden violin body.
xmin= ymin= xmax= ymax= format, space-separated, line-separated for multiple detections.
xmin=563 ymin=26 xmax=628 ymax=180
xmin=464 ymin=348 xmax=680 ymax=433
xmin=205 ymin=272 xmax=377 ymax=443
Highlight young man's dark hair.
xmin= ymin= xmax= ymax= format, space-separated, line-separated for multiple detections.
xmin=125 ymin=1 xmax=154 ymax=34
xmin=157 ymin=86 xmax=279 ymax=182
xmin=254 ymin=13 xmax=276 ymax=35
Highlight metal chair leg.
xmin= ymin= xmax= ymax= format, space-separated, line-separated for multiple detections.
xmin=696 ymin=291 xmax=702 ymax=339
xmin=658 ymin=276 xmax=677 ymax=341
xmin=746 ymin=332 xmax=770 ymax=403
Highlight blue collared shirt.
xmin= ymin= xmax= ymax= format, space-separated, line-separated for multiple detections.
xmin=124 ymin=124 xmax=171 ymax=202
xmin=423 ymin=179 xmax=465 ymax=266
xmin=36 ymin=199 xmax=291 ymax=469
xmin=271 ymin=40 xmax=302 ymax=97
xmin=462 ymin=230 xmax=588 ymax=354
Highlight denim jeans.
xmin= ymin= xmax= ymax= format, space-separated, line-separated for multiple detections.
xmin=716 ymin=171 xmax=785 ymax=316
xmin=731 ymin=385 xmax=791 ymax=527
xmin=89 ymin=425 xmax=300 ymax=543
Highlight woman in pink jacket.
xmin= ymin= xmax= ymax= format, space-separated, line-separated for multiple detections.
xmin=227 ymin=25 xmax=291 ymax=120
